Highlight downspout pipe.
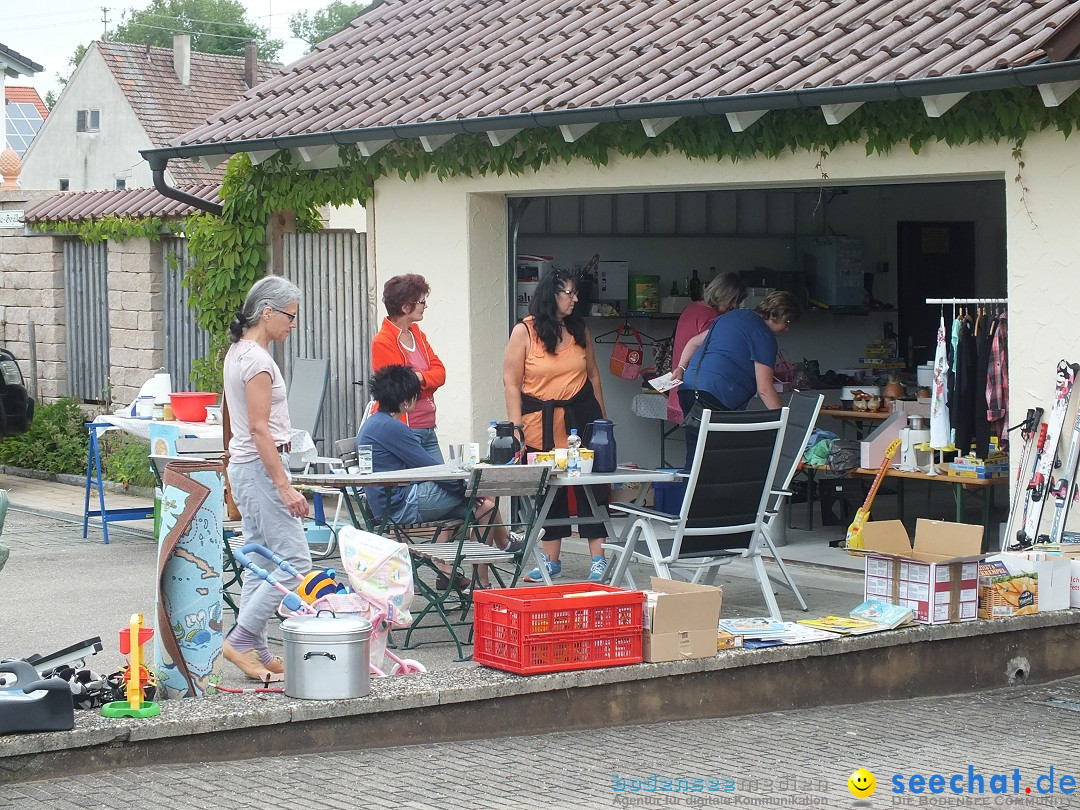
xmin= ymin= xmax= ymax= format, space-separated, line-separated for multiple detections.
xmin=149 ymin=156 xmax=223 ymax=217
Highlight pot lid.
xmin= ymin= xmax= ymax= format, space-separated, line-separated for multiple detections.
xmin=281 ymin=611 xmax=372 ymax=637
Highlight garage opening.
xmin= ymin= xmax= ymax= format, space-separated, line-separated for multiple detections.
xmin=508 ymin=179 xmax=1007 ymax=471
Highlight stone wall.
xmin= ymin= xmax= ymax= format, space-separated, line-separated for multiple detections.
xmin=0 ymin=196 xmax=167 ymax=406
xmin=106 ymin=237 xmax=164 ymax=406
xmin=0 ymin=190 xmax=68 ymax=401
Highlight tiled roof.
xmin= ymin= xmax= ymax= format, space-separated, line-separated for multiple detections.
xmin=0 ymin=43 xmax=44 ymax=75
xmin=162 ymin=0 xmax=1080 ymax=157
xmin=5 ymin=86 xmax=48 ymax=119
xmin=96 ymin=41 xmax=279 ymax=183
xmin=22 ymin=184 xmax=221 ymax=224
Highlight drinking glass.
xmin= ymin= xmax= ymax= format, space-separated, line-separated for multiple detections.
xmin=356 ymin=445 xmax=373 ymax=475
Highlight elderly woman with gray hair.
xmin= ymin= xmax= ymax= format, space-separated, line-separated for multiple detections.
xmin=222 ymin=275 xmax=310 ymax=683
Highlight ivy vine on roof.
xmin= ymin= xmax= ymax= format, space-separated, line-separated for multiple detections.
xmin=32 ymin=86 xmax=1080 ymax=391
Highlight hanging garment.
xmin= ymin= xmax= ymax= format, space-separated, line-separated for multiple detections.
xmin=930 ymin=316 xmax=952 ymax=449
xmin=952 ymin=319 xmax=979 ymax=455
xmin=986 ymin=313 xmax=1009 ymax=449
xmin=974 ymin=316 xmax=993 ymax=458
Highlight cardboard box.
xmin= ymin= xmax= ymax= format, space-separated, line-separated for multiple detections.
xmin=516 ymin=254 xmax=552 ymax=281
xmin=978 ymin=557 xmax=1037 ymax=618
xmin=597 ymin=260 xmax=629 ymax=301
xmin=854 ymin=519 xmax=983 ymax=624
xmin=992 ymin=551 xmax=1071 ymax=612
xmin=642 ymin=577 xmax=723 ymax=663
xmin=515 ymin=281 xmax=540 ymax=319
xmin=859 ymin=411 xmax=904 ymax=468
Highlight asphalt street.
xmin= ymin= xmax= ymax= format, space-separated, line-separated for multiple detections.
xmin=3 ymin=674 xmax=1080 ymax=809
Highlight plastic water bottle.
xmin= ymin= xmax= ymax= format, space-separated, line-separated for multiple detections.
xmin=567 ymin=429 xmax=582 ymax=477
xmin=486 ymin=420 xmax=498 ymax=461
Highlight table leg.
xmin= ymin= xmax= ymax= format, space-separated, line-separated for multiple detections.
xmin=599 ymin=484 xmax=655 ymax=587
xmin=982 ymin=486 xmax=993 ymax=552
xmin=897 ymin=478 xmax=905 ymax=524
xmin=524 ymin=485 xmax=559 ymax=586
xmin=954 ymin=482 xmax=964 ymax=524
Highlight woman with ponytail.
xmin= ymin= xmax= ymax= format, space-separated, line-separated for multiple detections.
xmin=222 ymin=275 xmax=310 ymax=683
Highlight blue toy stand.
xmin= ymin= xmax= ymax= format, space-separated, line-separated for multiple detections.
xmin=83 ymin=421 xmax=154 ymax=544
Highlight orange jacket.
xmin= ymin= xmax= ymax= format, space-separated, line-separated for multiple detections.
xmin=371 ymin=318 xmax=446 ymax=422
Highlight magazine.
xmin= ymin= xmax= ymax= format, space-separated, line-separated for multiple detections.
xmin=647 ymin=372 xmax=683 ymax=393
xmin=797 ymin=616 xmax=888 ymax=636
xmin=718 ymin=617 xmax=788 ymax=637
xmin=848 ymin=599 xmax=914 ymax=629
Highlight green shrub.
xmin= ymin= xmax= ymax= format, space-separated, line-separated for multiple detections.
xmin=101 ymin=433 xmax=157 ymax=489
xmin=0 ymin=398 xmax=92 ymax=474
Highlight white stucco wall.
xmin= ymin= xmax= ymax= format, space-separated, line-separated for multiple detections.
xmin=19 ymin=46 xmax=158 ymax=192
xmin=371 ymin=128 xmax=1079 ymax=475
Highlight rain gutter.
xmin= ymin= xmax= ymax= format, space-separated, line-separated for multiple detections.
xmin=141 ymin=58 xmax=1080 ymax=212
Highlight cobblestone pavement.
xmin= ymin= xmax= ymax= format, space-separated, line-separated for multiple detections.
xmin=4 ymin=675 xmax=1080 ymax=809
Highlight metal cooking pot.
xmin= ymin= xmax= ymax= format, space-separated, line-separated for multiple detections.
xmin=281 ymin=611 xmax=372 ymax=700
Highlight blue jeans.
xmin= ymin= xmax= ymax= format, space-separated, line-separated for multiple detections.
xmin=411 ymin=427 xmax=443 ymax=463
xmin=394 ymin=480 xmax=466 ymax=525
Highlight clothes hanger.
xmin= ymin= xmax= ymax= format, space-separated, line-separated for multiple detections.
xmin=592 ymin=319 xmax=657 ymax=345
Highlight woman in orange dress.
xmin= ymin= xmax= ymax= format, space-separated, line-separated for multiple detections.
xmin=503 ymin=269 xmax=610 ymax=583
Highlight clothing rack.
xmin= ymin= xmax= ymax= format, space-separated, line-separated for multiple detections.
xmin=924 ymin=298 xmax=1007 ymax=305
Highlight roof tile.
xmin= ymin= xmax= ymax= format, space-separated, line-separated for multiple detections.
xmin=23 ymin=184 xmax=221 ymax=223
xmin=167 ymin=0 xmax=1080 ymax=150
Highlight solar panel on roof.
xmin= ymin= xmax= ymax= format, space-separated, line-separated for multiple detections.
xmin=4 ymin=99 xmax=45 ymax=157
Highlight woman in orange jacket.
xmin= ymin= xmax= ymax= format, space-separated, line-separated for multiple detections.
xmin=370 ymin=274 xmax=447 ymax=460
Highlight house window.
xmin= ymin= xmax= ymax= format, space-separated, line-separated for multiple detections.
xmin=59 ymin=179 xmax=70 ymax=191
xmin=115 ymin=178 xmax=126 ymax=190
xmin=76 ymin=109 xmax=100 ymax=132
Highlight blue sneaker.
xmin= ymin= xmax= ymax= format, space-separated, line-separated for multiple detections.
xmin=523 ymin=555 xmax=562 ymax=583
xmin=587 ymin=555 xmax=608 ymax=583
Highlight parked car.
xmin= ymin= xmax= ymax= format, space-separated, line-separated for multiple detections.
xmin=0 ymin=348 xmax=34 ymax=436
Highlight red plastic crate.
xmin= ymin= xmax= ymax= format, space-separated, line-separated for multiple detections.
xmin=472 ymin=583 xmax=644 ymax=674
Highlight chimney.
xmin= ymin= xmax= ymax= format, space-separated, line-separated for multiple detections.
xmin=173 ymin=34 xmax=191 ymax=87
xmin=244 ymin=41 xmax=258 ymax=89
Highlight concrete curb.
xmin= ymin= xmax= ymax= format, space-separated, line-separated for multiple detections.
xmin=3 ymin=611 xmax=1080 ymax=784
xmin=0 ymin=465 xmax=155 ymax=500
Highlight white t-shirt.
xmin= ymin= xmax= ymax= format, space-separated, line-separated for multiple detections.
xmin=224 ymin=339 xmax=292 ymax=464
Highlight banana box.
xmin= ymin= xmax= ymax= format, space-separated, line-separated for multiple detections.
xmin=978 ymin=559 xmax=1037 ymax=618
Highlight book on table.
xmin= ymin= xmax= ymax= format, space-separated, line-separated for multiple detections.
xmin=848 ymin=598 xmax=914 ymax=629
xmin=796 ymin=615 xmax=889 ymax=635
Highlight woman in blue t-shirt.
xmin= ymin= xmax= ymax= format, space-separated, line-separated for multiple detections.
xmin=356 ymin=365 xmax=520 ymax=591
xmin=670 ymin=291 xmax=800 ymax=467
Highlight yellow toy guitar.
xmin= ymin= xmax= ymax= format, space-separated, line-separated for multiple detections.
xmin=845 ymin=438 xmax=902 ymax=551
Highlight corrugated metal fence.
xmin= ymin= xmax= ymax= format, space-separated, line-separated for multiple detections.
xmin=162 ymin=237 xmax=210 ymax=391
xmin=282 ymin=231 xmax=372 ymax=451
xmin=63 ymin=240 xmax=110 ymax=402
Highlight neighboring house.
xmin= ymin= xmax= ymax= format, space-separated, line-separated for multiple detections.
xmin=5 ymin=86 xmax=48 ymax=157
xmin=0 ymin=42 xmax=43 ymax=188
xmin=19 ymin=37 xmax=279 ymax=192
xmin=138 ymin=0 xmax=1080 ymax=472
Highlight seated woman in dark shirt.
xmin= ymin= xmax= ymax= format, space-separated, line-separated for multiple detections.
xmin=356 ymin=365 xmax=518 ymax=590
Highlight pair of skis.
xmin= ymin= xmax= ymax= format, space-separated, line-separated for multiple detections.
xmin=1011 ymin=359 xmax=1080 ymax=549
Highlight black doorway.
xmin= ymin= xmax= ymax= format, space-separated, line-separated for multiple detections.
xmin=897 ymin=222 xmax=977 ymax=368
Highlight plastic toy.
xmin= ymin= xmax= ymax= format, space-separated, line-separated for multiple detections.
xmin=101 ymin=614 xmax=161 ymax=718
xmin=296 ymin=568 xmax=346 ymax=603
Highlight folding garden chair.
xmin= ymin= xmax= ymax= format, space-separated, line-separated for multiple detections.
xmin=606 ymin=407 xmax=793 ymax=620
xmin=399 ymin=464 xmax=550 ymax=660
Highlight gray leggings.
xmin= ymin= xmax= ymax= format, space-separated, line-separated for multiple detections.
xmin=228 ymin=459 xmax=312 ymax=637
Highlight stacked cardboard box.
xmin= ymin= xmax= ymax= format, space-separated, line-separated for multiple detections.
xmin=852 ymin=519 xmax=983 ymax=624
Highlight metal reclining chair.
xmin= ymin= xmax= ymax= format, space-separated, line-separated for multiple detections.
xmin=606 ymin=407 xmax=792 ymax=620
